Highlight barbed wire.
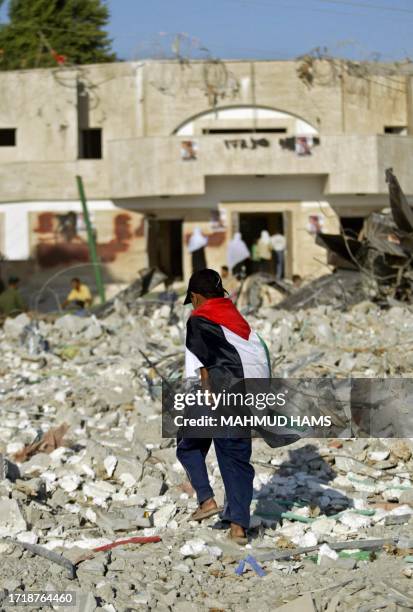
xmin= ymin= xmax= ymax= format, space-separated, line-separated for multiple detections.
xmin=131 ymin=32 xmax=241 ymax=105
xmin=296 ymin=46 xmax=410 ymax=94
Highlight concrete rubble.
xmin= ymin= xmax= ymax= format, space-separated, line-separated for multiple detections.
xmin=0 ymin=295 xmax=413 ymax=611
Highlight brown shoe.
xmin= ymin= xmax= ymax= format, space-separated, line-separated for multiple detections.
xmin=228 ymin=523 xmax=248 ymax=545
xmin=227 ymin=533 xmax=248 ymax=545
xmin=190 ymin=506 xmax=223 ymax=522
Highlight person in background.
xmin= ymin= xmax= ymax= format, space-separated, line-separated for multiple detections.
xmin=270 ymin=233 xmax=286 ymax=279
xmin=256 ymin=230 xmax=272 ymax=273
xmin=188 ymin=227 xmax=208 ymax=273
xmin=0 ymin=276 xmax=27 ymax=316
xmin=227 ymin=232 xmax=250 ymax=277
xmin=250 ymin=238 xmax=260 ymax=273
xmin=62 ymin=278 xmax=92 ymax=310
xmin=220 ymin=265 xmax=230 ymax=282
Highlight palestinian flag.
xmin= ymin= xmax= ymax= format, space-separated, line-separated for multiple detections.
xmin=185 ymin=297 xmax=270 ymax=380
xmin=184 ymin=297 xmax=303 ymax=448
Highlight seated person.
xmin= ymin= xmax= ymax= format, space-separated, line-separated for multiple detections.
xmin=0 ymin=276 xmax=26 ymax=316
xmin=62 ymin=278 xmax=92 ymax=310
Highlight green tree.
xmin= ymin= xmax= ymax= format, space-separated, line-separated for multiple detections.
xmin=0 ymin=0 xmax=116 ymax=70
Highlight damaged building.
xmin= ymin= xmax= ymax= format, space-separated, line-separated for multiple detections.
xmin=1 ymin=57 xmax=413 ymax=284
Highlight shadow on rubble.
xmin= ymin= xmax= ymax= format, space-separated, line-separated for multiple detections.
xmin=251 ymin=443 xmax=352 ymax=533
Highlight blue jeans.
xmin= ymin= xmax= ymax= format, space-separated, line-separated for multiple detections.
xmin=177 ymin=437 xmax=254 ymax=529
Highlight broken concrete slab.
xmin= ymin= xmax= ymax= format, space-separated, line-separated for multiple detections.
xmin=0 ymin=498 xmax=27 ymax=537
xmin=3 ymin=313 xmax=31 ymax=339
xmin=153 ymin=503 xmax=176 ymax=528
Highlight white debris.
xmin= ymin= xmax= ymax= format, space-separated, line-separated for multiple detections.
xmin=279 ymin=522 xmax=306 ymax=540
xmin=382 ymin=489 xmax=402 ymax=502
xmin=297 ymin=531 xmax=318 ymax=547
xmin=179 ymin=539 xmax=222 ymax=558
xmin=339 ymin=511 xmax=372 ymax=530
xmin=16 ymin=531 xmax=38 ymax=545
xmin=103 ymin=455 xmax=117 ymax=477
xmin=54 ymin=314 xmax=89 ymax=334
xmin=173 ymin=563 xmax=191 ymax=573
xmin=54 ymin=390 xmax=67 ymax=403
xmin=3 ymin=313 xmax=31 ymax=338
xmin=118 ymin=473 xmax=136 ymax=488
xmin=83 ymin=321 xmax=103 ymax=341
xmin=389 ymin=504 xmax=412 ymax=516
xmin=59 ymin=474 xmax=81 ymax=492
xmin=6 ymin=441 xmax=25 ymax=455
xmin=368 ymin=450 xmax=390 ymax=461
xmin=85 ymin=508 xmax=97 ymax=523
xmin=0 ymin=499 xmax=27 ymax=537
xmin=311 ymin=517 xmax=335 ymax=537
xmin=317 ymin=543 xmax=339 ymax=565
xmin=83 ymin=481 xmax=117 ymax=502
xmin=153 ymin=503 xmax=177 ymax=528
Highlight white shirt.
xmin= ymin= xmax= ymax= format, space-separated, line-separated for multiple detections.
xmin=271 ymin=234 xmax=286 ymax=251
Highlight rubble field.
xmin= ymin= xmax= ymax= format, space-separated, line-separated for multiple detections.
xmin=0 ymin=298 xmax=413 ymax=612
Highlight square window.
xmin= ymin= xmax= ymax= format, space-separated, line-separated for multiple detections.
xmin=0 ymin=129 xmax=16 ymax=146
xmin=79 ymin=128 xmax=102 ymax=159
xmin=384 ymin=126 xmax=407 ymax=135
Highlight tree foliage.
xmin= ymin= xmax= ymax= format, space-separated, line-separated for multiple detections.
xmin=0 ymin=0 xmax=116 ymax=70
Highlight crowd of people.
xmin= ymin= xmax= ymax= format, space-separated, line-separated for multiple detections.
xmin=187 ymin=226 xmax=288 ymax=279
xmin=184 ymin=227 xmax=303 ymax=308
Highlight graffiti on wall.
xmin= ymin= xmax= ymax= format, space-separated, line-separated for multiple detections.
xmin=34 ymin=211 xmax=144 ymax=268
xmin=224 ymin=138 xmax=270 ymax=150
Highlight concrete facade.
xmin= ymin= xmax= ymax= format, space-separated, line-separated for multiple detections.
xmin=0 ymin=59 xmax=412 ymax=282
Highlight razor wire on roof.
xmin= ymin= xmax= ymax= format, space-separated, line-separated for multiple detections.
xmin=132 ymin=32 xmax=240 ymax=104
xmin=296 ymin=45 xmax=412 ymax=90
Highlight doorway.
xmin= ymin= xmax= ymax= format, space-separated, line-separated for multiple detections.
xmin=239 ymin=212 xmax=284 ymax=247
xmin=147 ymin=219 xmax=183 ymax=280
xmin=239 ymin=212 xmax=285 ymax=275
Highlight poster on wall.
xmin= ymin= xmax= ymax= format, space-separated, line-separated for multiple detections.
xmin=180 ymin=140 xmax=198 ymax=160
xmin=210 ymin=205 xmax=227 ymax=232
xmin=307 ymin=214 xmax=324 ymax=234
xmin=280 ymin=136 xmax=320 ymax=155
xmin=295 ymin=136 xmax=314 ymax=156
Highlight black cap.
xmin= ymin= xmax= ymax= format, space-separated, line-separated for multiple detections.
xmin=184 ymin=268 xmax=228 ymax=305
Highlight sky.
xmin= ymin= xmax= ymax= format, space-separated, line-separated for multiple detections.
xmin=1 ymin=0 xmax=413 ymax=62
